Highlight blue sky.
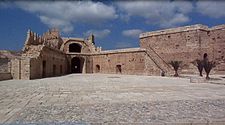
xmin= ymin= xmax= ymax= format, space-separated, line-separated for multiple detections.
xmin=0 ymin=0 xmax=225 ymax=51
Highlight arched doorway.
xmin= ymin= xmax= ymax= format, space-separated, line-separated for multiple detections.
xmin=96 ymin=65 xmax=100 ymax=73
xmin=53 ymin=64 xmax=56 ymax=76
xmin=42 ymin=60 xmax=46 ymax=78
xmin=69 ymin=43 xmax=81 ymax=53
xmin=71 ymin=57 xmax=82 ymax=73
xmin=116 ymin=65 xmax=122 ymax=74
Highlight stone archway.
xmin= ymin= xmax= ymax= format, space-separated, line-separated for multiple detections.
xmin=69 ymin=43 xmax=82 ymax=53
xmin=71 ymin=57 xmax=83 ymax=73
xmin=116 ymin=65 xmax=122 ymax=74
xmin=96 ymin=65 xmax=100 ymax=73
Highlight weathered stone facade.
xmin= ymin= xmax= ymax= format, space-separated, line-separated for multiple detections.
xmin=140 ymin=24 xmax=225 ymax=75
xmin=7 ymin=24 xmax=225 ymax=79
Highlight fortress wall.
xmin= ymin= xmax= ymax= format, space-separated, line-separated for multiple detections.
xmin=35 ymin=47 xmax=68 ymax=79
xmin=144 ymin=52 xmax=162 ymax=76
xmin=20 ymin=58 xmax=31 ymax=80
xmin=11 ymin=46 xmax=68 ymax=80
xmin=140 ymin=28 xmax=210 ymax=74
xmin=62 ymin=39 xmax=91 ymax=53
xmin=91 ymin=51 xmax=149 ymax=75
xmin=11 ymin=58 xmax=21 ymax=79
xmin=140 ymin=24 xmax=225 ymax=74
xmin=0 ymin=58 xmax=10 ymax=73
xmin=209 ymin=26 xmax=225 ymax=74
xmin=0 ymin=73 xmax=12 ymax=81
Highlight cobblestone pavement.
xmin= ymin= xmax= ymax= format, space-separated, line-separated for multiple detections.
xmin=1 ymin=74 xmax=225 ymax=125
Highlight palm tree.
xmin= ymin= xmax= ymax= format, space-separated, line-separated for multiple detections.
xmin=191 ymin=59 xmax=204 ymax=77
xmin=203 ymin=60 xmax=216 ymax=80
xmin=169 ymin=61 xmax=182 ymax=77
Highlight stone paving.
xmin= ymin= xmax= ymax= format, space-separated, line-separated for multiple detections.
xmin=0 ymin=74 xmax=225 ymax=124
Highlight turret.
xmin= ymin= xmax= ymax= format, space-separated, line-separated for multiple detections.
xmin=88 ymin=34 xmax=95 ymax=44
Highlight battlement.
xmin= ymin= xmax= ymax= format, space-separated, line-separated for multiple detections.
xmin=42 ymin=28 xmax=60 ymax=40
xmin=99 ymin=48 xmax=146 ymax=54
xmin=210 ymin=24 xmax=225 ymax=30
xmin=140 ymin=24 xmax=209 ymax=38
xmin=24 ymin=29 xmax=45 ymax=46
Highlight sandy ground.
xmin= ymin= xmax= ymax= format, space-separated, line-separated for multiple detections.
xmin=0 ymin=74 xmax=225 ymax=124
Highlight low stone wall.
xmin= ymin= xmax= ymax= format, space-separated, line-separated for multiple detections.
xmin=0 ymin=73 xmax=12 ymax=81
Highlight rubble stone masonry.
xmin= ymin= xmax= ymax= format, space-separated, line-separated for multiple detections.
xmin=6 ymin=24 xmax=225 ymax=80
xmin=140 ymin=24 xmax=225 ymax=74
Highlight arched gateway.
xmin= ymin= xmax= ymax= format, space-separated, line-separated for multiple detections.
xmin=71 ymin=57 xmax=83 ymax=73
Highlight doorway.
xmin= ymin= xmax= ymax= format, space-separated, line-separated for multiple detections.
xmin=69 ymin=43 xmax=81 ymax=53
xmin=42 ymin=60 xmax=46 ymax=78
xmin=53 ymin=64 xmax=56 ymax=76
xmin=116 ymin=65 xmax=122 ymax=74
xmin=71 ymin=57 xmax=82 ymax=73
xmin=96 ymin=65 xmax=100 ymax=73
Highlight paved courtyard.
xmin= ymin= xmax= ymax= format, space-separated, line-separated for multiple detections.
xmin=1 ymin=74 xmax=225 ymax=124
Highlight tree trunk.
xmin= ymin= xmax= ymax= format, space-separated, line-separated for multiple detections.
xmin=174 ymin=70 xmax=179 ymax=77
xmin=199 ymin=71 xmax=203 ymax=77
xmin=206 ymin=73 xmax=210 ymax=80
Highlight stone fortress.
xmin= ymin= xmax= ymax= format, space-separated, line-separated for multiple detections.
xmin=4 ymin=24 xmax=225 ymax=80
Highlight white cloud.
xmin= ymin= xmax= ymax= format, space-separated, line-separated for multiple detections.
xmin=196 ymin=1 xmax=225 ymax=18
xmin=15 ymin=1 xmax=118 ymax=33
xmin=0 ymin=2 xmax=13 ymax=8
xmin=122 ymin=29 xmax=143 ymax=38
xmin=117 ymin=1 xmax=193 ymax=28
xmin=39 ymin=16 xmax=73 ymax=33
xmin=85 ymin=29 xmax=111 ymax=39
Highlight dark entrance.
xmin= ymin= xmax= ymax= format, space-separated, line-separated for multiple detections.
xmin=71 ymin=57 xmax=82 ymax=73
xmin=96 ymin=65 xmax=100 ymax=73
xmin=69 ymin=43 xmax=81 ymax=53
xmin=53 ymin=64 xmax=56 ymax=76
xmin=42 ymin=60 xmax=46 ymax=78
xmin=116 ymin=65 xmax=122 ymax=74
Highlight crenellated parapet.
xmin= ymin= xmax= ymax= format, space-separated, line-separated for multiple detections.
xmin=42 ymin=28 xmax=60 ymax=40
xmin=140 ymin=24 xmax=209 ymax=38
xmin=24 ymin=29 xmax=45 ymax=46
xmin=42 ymin=28 xmax=63 ymax=49
xmin=210 ymin=24 xmax=225 ymax=30
xmin=23 ymin=28 xmax=63 ymax=53
xmin=23 ymin=29 xmax=45 ymax=53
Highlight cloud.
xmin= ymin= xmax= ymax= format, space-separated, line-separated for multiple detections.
xmin=122 ymin=29 xmax=143 ymax=38
xmin=117 ymin=0 xmax=193 ymax=28
xmin=196 ymin=1 xmax=225 ymax=18
xmin=15 ymin=1 xmax=118 ymax=33
xmin=39 ymin=16 xmax=74 ymax=33
xmin=85 ymin=29 xmax=111 ymax=39
xmin=0 ymin=2 xmax=13 ymax=8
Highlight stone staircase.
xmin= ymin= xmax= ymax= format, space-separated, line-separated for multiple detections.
xmin=145 ymin=47 xmax=173 ymax=76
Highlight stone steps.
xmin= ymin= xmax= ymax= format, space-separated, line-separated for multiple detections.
xmin=145 ymin=47 xmax=173 ymax=76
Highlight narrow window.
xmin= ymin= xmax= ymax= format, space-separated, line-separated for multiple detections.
xmin=60 ymin=65 xmax=63 ymax=74
xmin=53 ymin=64 xmax=56 ymax=76
xmin=42 ymin=60 xmax=46 ymax=78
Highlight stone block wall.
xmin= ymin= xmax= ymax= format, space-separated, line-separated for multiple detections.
xmin=209 ymin=26 xmax=225 ymax=74
xmin=10 ymin=46 xmax=68 ymax=80
xmin=0 ymin=58 xmax=10 ymax=73
xmin=0 ymin=73 xmax=12 ymax=81
xmin=11 ymin=58 xmax=31 ymax=80
xmin=140 ymin=24 xmax=225 ymax=75
xmin=90 ymin=48 xmax=158 ymax=75
xmin=32 ymin=47 xmax=68 ymax=79
xmin=11 ymin=58 xmax=21 ymax=79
